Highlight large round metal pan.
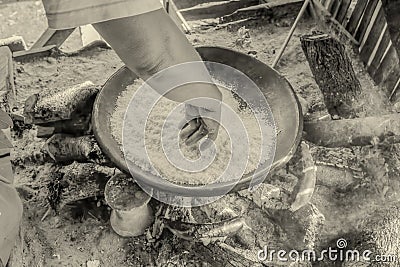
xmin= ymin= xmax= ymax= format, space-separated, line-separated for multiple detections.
xmin=93 ymin=46 xmax=303 ymax=197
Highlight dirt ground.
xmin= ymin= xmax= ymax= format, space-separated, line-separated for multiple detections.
xmin=2 ymin=1 xmax=400 ymax=267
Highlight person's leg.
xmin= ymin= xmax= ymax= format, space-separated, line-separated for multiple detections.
xmin=0 ymin=183 xmax=22 ymax=266
xmin=92 ymin=8 xmax=221 ymax=103
xmin=0 ymin=47 xmax=22 ymax=266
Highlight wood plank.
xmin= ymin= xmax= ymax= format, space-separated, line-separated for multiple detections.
xmin=386 ymin=71 xmax=400 ymax=100
xmin=324 ymin=0 xmax=333 ymax=10
xmin=30 ymin=28 xmax=75 ymax=49
xmin=367 ymin=28 xmax=391 ymax=77
xmin=216 ymin=17 xmax=257 ymax=31
xmin=180 ymin=0 xmax=259 ymax=21
xmin=346 ymin=0 xmax=369 ymax=35
xmin=354 ymin=0 xmax=379 ymax=42
xmin=220 ymin=0 xmax=303 ymax=24
xmin=341 ymin=0 xmax=357 ymax=28
xmin=331 ymin=0 xmax=342 ymax=19
xmin=323 ymin=0 xmax=330 ymax=9
xmin=166 ymin=0 xmax=192 ymax=33
xmin=390 ymin=76 xmax=400 ymax=100
xmin=172 ymin=0 xmax=224 ymax=10
xmin=336 ymin=0 xmax=351 ymax=24
xmin=311 ymin=0 xmax=359 ymax=45
xmin=373 ymin=44 xmax=398 ymax=85
xmin=0 ymin=0 xmax=32 ymax=3
xmin=359 ymin=7 xmax=385 ymax=65
xmin=383 ymin=65 xmax=400 ymax=96
xmin=381 ymin=42 xmax=392 ymax=63
xmin=381 ymin=0 xmax=400 ymax=61
xmin=13 ymin=45 xmax=60 ymax=62
xmin=358 ymin=0 xmax=382 ymax=52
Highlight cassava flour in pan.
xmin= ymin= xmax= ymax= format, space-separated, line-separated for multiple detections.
xmin=110 ymin=79 xmax=275 ymax=185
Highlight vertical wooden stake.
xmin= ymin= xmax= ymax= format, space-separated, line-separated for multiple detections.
xmin=272 ymin=0 xmax=310 ymax=68
xmin=301 ymin=33 xmax=362 ymax=118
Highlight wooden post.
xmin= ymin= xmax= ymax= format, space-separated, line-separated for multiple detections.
xmin=300 ymin=33 xmax=362 ymax=118
xmin=336 ymin=0 xmax=351 ymax=24
xmin=0 ymin=47 xmax=15 ymax=110
xmin=381 ymin=0 xmax=400 ymax=99
xmin=381 ymin=0 xmax=400 ymax=57
xmin=272 ymin=0 xmax=310 ymax=68
xmin=30 ymin=28 xmax=75 ymax=49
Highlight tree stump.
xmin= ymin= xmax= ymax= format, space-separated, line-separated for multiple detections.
xmin=300 ymin=33 xmax=362 ymax=118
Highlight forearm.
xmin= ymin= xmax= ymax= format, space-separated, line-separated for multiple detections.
xmin=93 ymin=9 xmax=222 ymax=103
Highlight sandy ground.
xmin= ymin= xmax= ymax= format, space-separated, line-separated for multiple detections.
xmin=2 ymin=1 xmax=400 ymax=266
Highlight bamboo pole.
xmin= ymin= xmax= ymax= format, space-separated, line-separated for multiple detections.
xmin=272 ymin=0 xmax=310 ymax=68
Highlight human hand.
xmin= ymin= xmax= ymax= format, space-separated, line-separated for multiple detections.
xmin=180 ymin=103 xmax=221 ymax=149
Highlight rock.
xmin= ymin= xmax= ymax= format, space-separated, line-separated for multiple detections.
xmin=86 ymin=259 xmax=100 ymax=267
xmin=13 ymin=45 xmax=61 ymax=62
xmin=46 ymin=57 xmax=57 ymax=64
xmin=220 ymin=0 xmax=304 ymax=24
xmin=238 ymin=181 xmax=292 ymax=210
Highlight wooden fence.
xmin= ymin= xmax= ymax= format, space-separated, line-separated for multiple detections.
xmin=167 ymin=0 xmax=400 ymax=100
xmin=319 ymin=0 xmax=400 ymax=99
xmin=1 ymin=0 xmax=398 ymax=98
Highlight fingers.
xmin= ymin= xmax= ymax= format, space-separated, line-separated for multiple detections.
xmin=180 ymin=115 xmax=220 ymax=148
xmin=204 ymin=119 xmax=219 ymax=142
xmin=199 ymin=119 xmax=219 ymax=150
xmin=185 ymin=122 xmax=208 ymax=146
xmin=180 ymin=117 xmax=220 ymax=149
xmin=178 ymin=104 xmax=199 ymax=130
xmin=180 ymin=119 xmax=201 ymax=141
